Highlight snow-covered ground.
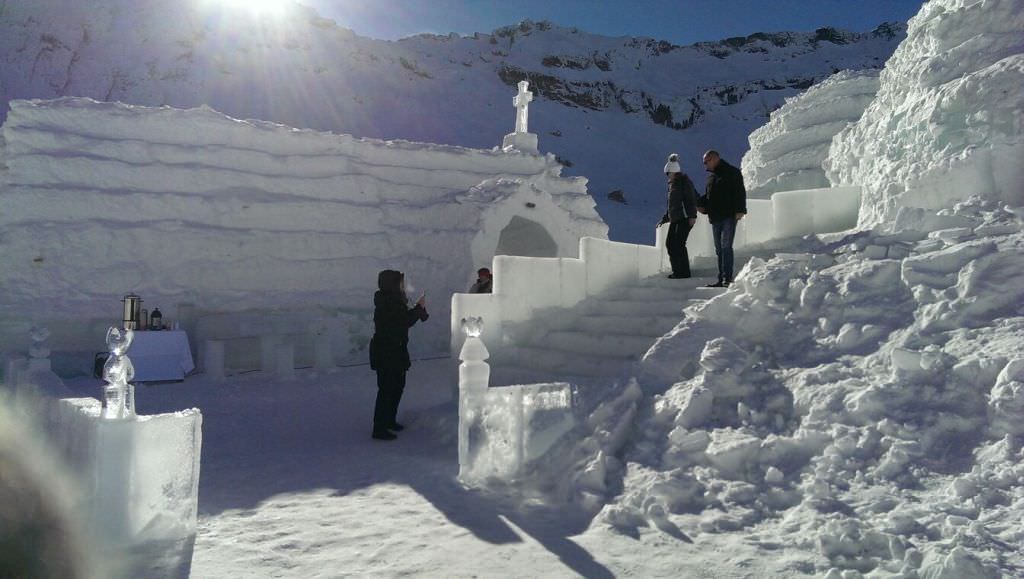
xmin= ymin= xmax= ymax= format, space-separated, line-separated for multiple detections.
xmin=30 ymin=360 xmax=787 ymax=579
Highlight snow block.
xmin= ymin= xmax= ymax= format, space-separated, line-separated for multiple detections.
xmin=33 ymin=394 xmax=203 ymax=549
xmin=459 ymin=382 xmax=574 ymax=483
xmin=772 ymin=187 xmax=860 ymax=238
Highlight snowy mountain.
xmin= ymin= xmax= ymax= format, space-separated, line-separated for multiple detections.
xmin=0 ymin=0 xmax=905 ymax=242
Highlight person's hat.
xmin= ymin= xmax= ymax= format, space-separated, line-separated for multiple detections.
xmin=663 ymin=153 xmax=681 ymax=174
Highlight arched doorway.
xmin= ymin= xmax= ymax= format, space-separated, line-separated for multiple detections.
xmin=494 ymin=215 xmax=558 ymax=257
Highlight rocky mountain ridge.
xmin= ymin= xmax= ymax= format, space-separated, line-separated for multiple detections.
xmin=0 ymin=1 xmax=906 ymax=241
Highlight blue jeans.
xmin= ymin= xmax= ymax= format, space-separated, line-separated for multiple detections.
xmin=712 ymin=217 xmax=737 ymax=282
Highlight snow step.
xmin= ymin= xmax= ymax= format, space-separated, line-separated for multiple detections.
xmin=692 ymin=286 xmax=730 ymax=296
xmin=588 ymin=298 xmax=687 ymax=317
xmin=569 ymin=315 xmax=680 ymax=337
xmin=533 ymin=331 xmax=656 ymax=358
xmin=609 ymin=285 xmax=700 ymax=302
xmin=512 ymin=346 xmax=632 ymax=378
xmin=640 ymin=275 xmax=718 ymax=289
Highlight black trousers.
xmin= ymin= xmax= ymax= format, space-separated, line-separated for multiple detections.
xmin=666 ymin=220 xmax=693 ymax=276
xmin=373 ymin=368 xmax=406 ymax=432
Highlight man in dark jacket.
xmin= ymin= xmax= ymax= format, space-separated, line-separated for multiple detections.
xmin=697 ymin=150 xmax=747 ymax=287
xmin=657 ymin=153 xmax=699 ymax=278
xmin=369 ymin=269 xmax=429 ymax=440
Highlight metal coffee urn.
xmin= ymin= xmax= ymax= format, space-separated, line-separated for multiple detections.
xmin=122 ymin=294 xmax=142 ymax=330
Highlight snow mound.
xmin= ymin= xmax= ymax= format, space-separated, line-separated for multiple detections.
xmin=825 ymin=0 xmax=1024 ymax=227
xmin=589 ymin=197 xmax=1023 ymax=576
xmin=742 ymin=69 xmax=880 ymax=197
xmin=0 ymin=98 xmax=606 ymax=357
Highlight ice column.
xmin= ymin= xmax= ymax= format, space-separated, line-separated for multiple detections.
xmin=28 ymin=325 xmax=52 ymax=372
xmin=458 ymin=317 xmax=490 ymax=478
xmin=102 ymin=327 xmax=136 ymax=420
xmin=502 ymin=81 xmax=539 ymax=154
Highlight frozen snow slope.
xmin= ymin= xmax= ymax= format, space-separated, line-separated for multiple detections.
xmin=825 ymin=0 xmax=1024 ymax=227
xmin=0 ymin=98 xmax=606 ymax=355
xmin=741 ymin=69 xmax=880 ymax=197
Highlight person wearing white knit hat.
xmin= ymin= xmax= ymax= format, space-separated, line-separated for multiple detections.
xmin=657 ymin=153 xmax=698 ymax=279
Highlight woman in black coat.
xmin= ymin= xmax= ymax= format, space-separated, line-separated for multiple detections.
xmin=658 ymin=153 xmax=699 ymax=278
xmin=369 ymin=270 xmax=429 ymax=440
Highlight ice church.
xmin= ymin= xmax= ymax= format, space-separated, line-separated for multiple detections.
xmin=0 ymin=83 xmax=606 ymax=364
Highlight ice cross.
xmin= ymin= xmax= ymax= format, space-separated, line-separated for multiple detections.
xmin=513 ymin=80 xmax=533 ymax=134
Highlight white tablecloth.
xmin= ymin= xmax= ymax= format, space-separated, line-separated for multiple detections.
xmin=128 ymin=330 xmax=194 ymax=382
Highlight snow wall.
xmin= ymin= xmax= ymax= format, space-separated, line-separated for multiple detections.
xmin=825 ymin=0 xmax=1024 ymax=227
xmin=0 ymin=98 xmax=607 ymax=366
xmin=741 ymin=69 xmax=880 ymax=197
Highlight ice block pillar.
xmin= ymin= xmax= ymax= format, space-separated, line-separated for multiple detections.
xmin=28 ymin=325 xmax=52 ymax=372
xmin=458 ymin=317 xmax=490 ymax=478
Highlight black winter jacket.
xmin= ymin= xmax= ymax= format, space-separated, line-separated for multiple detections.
xmin=369 ymin=291 xmax=429 ymax=371
xmin=660 ymin=173 xmax=699 ymax=224
xmin=699 ymin=160 xmax=747 ymax=222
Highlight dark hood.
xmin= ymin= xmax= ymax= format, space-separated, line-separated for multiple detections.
xmin=378 ymin=269 xmax=404 ymax=293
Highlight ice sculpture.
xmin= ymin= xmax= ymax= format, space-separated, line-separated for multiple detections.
xmin=28 ymin=325 xmax=50 ymax=360
xmin=102 ymin=326 xmax=136 ymax=420
xmin=502 ymin=81 xmax=539 ymax=154
xmin=458 ymin=316 xmax=489 ymax=392
xmin=457 ymin=316 xmax=576 ymax=483
xmin=24 ymin=325 xmax=56 ymax=375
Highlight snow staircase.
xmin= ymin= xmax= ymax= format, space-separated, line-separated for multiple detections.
xmin=499 ymin=274 xmax=726 ymax=380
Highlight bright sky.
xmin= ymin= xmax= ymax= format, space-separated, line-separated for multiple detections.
xmin=303 ymin=0 xmax=925 ymax=44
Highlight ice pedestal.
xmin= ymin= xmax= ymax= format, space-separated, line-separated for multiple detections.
xmin=203 ymin=339 xmax=226 ymax=381
xmin=502 ymin=132 xmax=538 ymax=154
xmin=275 ymin=342 xmax=295 ymax=381
xmin=45 ymin=397 xmax=203 ymax=551
xmin=458 ymin=322 xmax=574 ymax=484
xmin=15 ymin=325 xmax=203 ymax=571
xmin=314 ymin=334 xmax=334 ymax=372
xmin=459 ymin=382 xmax=575 ymax=482
xmin=95 ymin=411 xmax=203 ymax=544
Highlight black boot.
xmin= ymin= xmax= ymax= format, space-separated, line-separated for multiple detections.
xmin=372 ymin=430 xmax=397 ymax=441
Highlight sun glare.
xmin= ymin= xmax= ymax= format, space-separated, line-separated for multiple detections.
xmin=216 ymin=0 xmax=290 ymax=15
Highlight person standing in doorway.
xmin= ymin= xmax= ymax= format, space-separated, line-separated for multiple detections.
xmin=469 ymin=268 xmax=493 ymax=293
xmin=697 ymin=150 xmax=747 ymax=287
xmin=657 ymin=153 xmax=698 ymax=279
xmin=369 ymin=270 xmax=429 ymax=440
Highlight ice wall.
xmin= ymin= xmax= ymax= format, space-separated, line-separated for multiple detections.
xmin=742 ymin=69 xmax=880 ymax=197
xmin=0 ymin=98 xmax=606 ymax=356
xmin=825 ymin=0 xmax=1024 ymax=227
